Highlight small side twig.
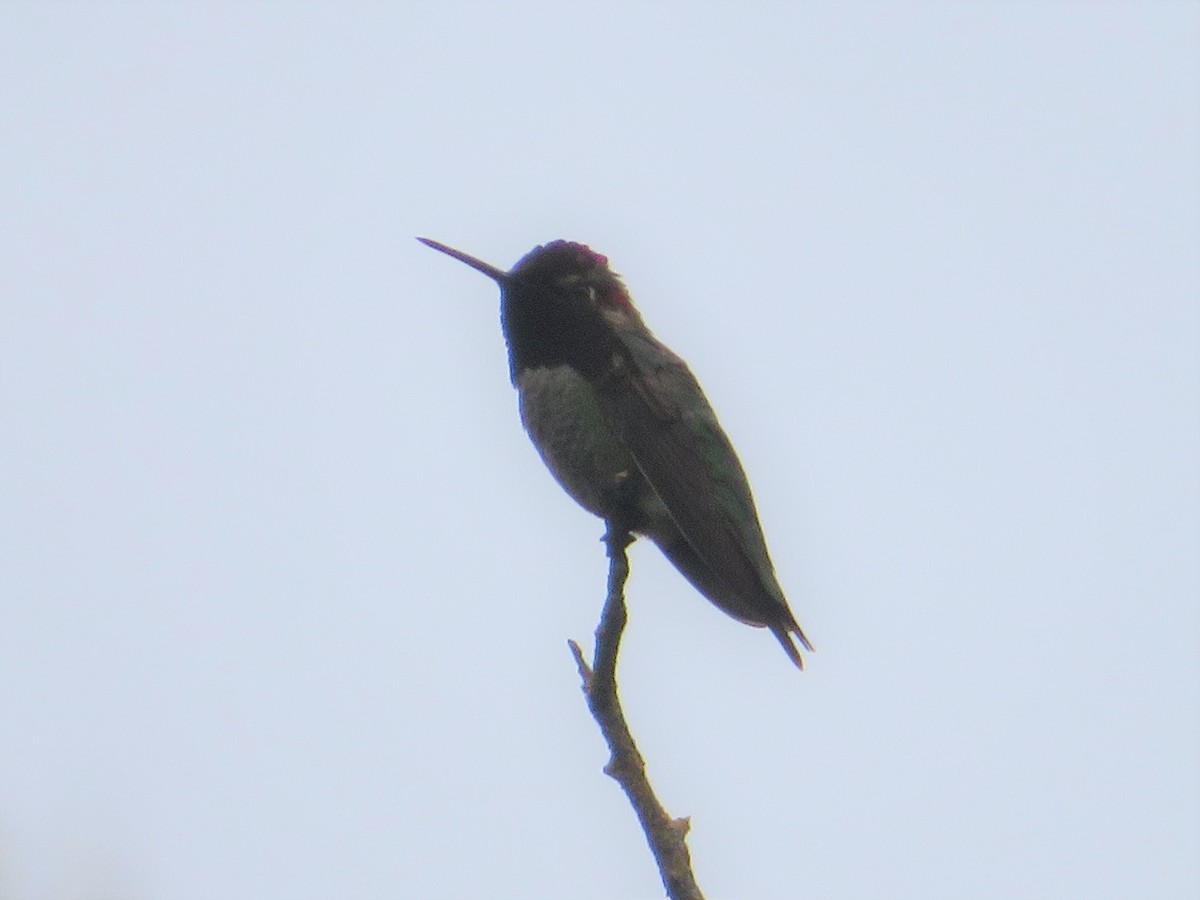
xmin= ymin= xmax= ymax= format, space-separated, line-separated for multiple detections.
xmin=568 ymin=521 xmax=705 ymax=900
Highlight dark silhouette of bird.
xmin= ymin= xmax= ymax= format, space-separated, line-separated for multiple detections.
xmin=420 ymin=238 xmax=812 ymax=668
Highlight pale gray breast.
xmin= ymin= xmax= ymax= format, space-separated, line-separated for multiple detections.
xmin=516 ymin=364 xmax=638 ymax=520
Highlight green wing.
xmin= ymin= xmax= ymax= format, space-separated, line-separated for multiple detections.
xmin=597 ymin=328 xmax=786 ymax=618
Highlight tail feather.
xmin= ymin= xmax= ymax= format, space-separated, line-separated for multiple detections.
xmin=772 ymin=623 xmax=814 ymax=670
xmin=652 ymin=529 xmax=814 ymax=670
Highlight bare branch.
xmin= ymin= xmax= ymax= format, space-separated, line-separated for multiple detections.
xmin=569 ymin=522 xmax=705 ymax=900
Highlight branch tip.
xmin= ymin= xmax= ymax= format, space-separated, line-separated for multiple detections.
xmin=568 ymin=638 xmax=594 ymax=688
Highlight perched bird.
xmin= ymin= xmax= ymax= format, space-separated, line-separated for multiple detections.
xmin=419 ymin=238 xmax=812 ymax=668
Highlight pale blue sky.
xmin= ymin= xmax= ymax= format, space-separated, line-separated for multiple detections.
xmin=2 ymin=3 xmax=1198 ymax=899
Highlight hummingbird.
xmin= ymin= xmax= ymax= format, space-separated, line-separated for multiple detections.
xmin=419 ymin=237 xmax=813 ymax=669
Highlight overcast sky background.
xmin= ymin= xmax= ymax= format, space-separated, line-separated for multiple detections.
xmin=2 ymin=3 xmax=1198 ymax=899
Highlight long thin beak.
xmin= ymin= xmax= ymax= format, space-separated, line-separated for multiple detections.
xmin=417 ymin=237 xmax=508 ymax=283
